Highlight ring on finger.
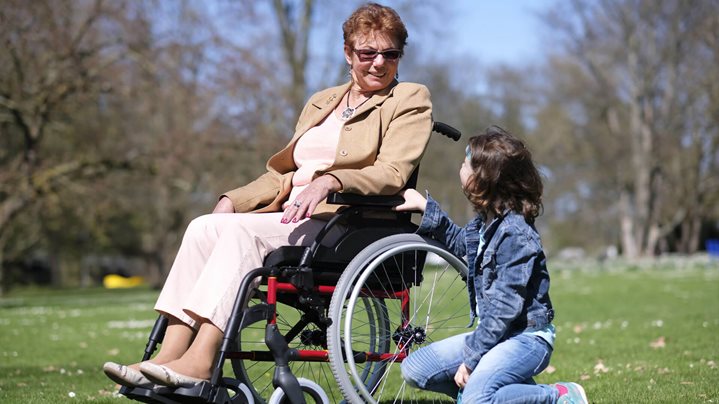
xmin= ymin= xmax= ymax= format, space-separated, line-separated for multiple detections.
xmin=293 ymin=200 xmax=302 ymax=207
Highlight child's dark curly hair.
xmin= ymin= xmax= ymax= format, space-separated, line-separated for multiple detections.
xmin=463 ymin=126 xmax=543 ymax=223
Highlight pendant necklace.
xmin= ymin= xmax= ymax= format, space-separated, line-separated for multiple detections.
xmin=340 ymin=92 xmax=371 ymax=120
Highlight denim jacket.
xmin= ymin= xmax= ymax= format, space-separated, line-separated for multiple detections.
xmin=417 ymin=195 xmax=554 ymax=370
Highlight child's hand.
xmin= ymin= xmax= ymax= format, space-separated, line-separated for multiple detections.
xmin=454 ymin=363 xmax=472 ymax=388
xmin=394 ymin=189 xmax=427 ymax=212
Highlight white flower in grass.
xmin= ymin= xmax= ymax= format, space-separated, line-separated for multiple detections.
xmin=68 ymin=392 xmax=76 ymax=398
xmin=594 ymin=360 xmax=609 ymax=374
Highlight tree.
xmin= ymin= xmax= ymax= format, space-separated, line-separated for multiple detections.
xmin=536 ymin=0 xmax=719 ymax=257
xmin=0 ymin=0 xmax=137 ymax=294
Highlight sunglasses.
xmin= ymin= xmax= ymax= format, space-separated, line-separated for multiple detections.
xmin=353 ymin=48 xmax=403 ymax=62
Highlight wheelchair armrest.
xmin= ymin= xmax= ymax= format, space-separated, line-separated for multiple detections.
xmin=326 ymin=192 xmax=404 ymax=207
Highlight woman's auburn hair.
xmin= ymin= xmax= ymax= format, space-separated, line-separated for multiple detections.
xmin=463 ymin=126 xmax=544 ymax=223
xmin=343 ymin=3 xmax=408 ymax=50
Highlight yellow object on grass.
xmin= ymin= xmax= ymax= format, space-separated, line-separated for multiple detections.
xmin=103 ymin=274 xmax=145 ymax=288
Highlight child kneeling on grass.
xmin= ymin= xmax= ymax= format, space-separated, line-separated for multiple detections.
xmin=396 ymin=126 xmax=588 ymax=403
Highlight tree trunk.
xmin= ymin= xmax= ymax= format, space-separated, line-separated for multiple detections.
xmin=678 ymin=213 xmax=702 ymax=254
xmin=619 ymin=190 xmax=638 ymax=259
xmin=272 ymin=0 xmax=314 ymax=112
xmin=0 ymin=248 xmax=5 ymax=297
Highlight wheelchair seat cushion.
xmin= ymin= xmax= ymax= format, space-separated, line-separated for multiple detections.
xmin=263 ymin=246 xmax=306 ymax=268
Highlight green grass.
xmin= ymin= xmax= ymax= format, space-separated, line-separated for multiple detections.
xmin=0 ymin=287 xmax=159 ymax=403
xmin=535 ymin=267 xmax=719 ymax=403
xmin=1 ymin=264 xmax=718 ymax=403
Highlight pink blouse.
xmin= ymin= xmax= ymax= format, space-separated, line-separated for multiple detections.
xmin=284 ymin=111 xmax=342 ymax=208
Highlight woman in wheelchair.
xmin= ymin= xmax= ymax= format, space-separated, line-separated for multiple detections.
xmin=397 ymin=127 xmax=588 ymax=403
xmin=103 ymin=2 xmax=433 ymax=390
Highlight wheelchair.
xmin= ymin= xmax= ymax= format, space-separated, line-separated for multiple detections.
xmin=119 ymin=122 xmax=469 ymax=404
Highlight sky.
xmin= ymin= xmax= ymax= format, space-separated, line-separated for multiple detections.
xmin=447 ymin=0 xmax=551 ymax=66
xmin=203 ymin=1 xmax=558 ymax=94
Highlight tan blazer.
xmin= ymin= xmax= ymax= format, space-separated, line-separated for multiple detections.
xmin=222 ymin=80 xmax=433 ymax=217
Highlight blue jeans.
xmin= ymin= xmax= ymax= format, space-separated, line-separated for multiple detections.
xmin=400 ymin=332 xmax=559 ymax=403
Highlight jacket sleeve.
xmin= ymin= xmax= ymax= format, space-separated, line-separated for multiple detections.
xmin=221 ymin=171 xmax=286 ymax=213
xmin=416 ymin=194 xmax=467 ymax=258
xmin=328 ymin=84 xmax=432 ymax=195
xmin=461 ymin=225 xmax=540 ymax=370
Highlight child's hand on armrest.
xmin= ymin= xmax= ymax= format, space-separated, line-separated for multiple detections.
xmin=394 ymin=189 xmax=427 ymax=212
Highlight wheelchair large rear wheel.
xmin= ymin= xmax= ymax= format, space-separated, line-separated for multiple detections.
xmin=327 ymin=234 xmax=469 ymax=403
xmin=232 ymin=289 xmax=389 ymax=403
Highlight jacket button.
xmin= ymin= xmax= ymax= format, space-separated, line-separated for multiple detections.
xmin=340 ymin=149 xmax=348 ymax=156
xmin=344 ymin=126 xmax=352 ymax=131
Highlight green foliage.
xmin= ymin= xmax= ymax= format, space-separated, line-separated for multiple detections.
xmin=1 ymin=265 xmax=717 ymax=403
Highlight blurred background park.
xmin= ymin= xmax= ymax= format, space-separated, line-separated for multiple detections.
xmin=2 ymin=0 xmax=718 ymax=294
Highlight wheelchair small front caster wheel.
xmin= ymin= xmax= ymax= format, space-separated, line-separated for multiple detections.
xmin=268 ymin=378 xmax=329 ymax=404
xmin=220 ymin=378 xmax=255 ymax=404
xmin=238 ymin=383 xmax=255 ymax=404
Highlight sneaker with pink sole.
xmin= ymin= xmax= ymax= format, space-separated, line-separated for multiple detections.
xmin=555 ymin=382 xmax=588 ymax=404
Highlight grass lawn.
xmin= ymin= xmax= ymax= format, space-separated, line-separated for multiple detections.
xmin=0 ymin=263 xmax=717 ymax=403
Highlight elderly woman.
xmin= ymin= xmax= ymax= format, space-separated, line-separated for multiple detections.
xmin=103 ymin=2 xmax=432 ymax=388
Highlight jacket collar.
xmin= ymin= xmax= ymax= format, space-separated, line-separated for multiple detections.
xmin=470 ymin=209 xmax=512 ymax=247
xmin=310 ymin=81 xmax=352 ymax=112
xmin=304 ymin=80 xmax=399 ymax=127
xmin=346 ymin=79 xmax=398 ymax=122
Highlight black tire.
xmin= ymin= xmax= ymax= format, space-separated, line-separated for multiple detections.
xmin=327 ymin=234 xmax=469 ymax=403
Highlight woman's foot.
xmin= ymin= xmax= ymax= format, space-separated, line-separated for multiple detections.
xmin=102 ymin=362 xmax=154 ymax=388
xmin=139 ymin=362 xmax=208 ymax=387
xmin=136 ymin=318 xmax=220 ymax=387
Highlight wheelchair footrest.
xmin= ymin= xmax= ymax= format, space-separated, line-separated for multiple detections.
xmin=121 ymin=380 xmax=242 ymax=404
xmin=121 ymin=385 xmax=183 ymax=403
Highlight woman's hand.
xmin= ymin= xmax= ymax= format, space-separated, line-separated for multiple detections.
xmin=213 ymin=196 xmax=235 ymax=213
xmin=394 ymin=189 xmax=427 ymax=212
xmin=282 ymin=175 xmax=341 ymax=223
xmin=454 ymin=363 xmax=472 ymax=388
